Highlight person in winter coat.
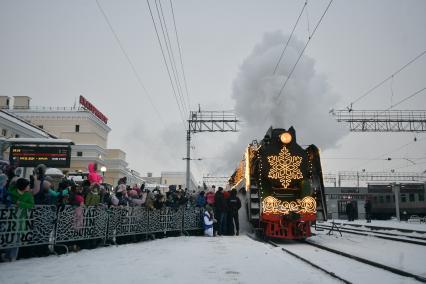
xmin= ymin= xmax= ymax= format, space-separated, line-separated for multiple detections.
xmin=99 ymin=186 xmax=111 ymax=206
xmin=69 ymin=186 xmax=85 ymax=207
xmin=116 ymin=184 xmax=129 ymax=206
xmin=205 ymin=189 xmax=215 ymax=206
xmin=5 ymin=178 xmax=34 ymax=261
xmin=128 ymin=189 xmax=144 ymax=206
xmin=85 ymin=184 xmax=101 ymax=206
xmin=154 ymin=192 xmax=166 ymax=209
xmin=214 ymin=187 xmax=226 ymax=235
xmin=0 ymin=174 xmax=10 ymax=206
xmin=144 ymin=190 xmax=154 ymax=210
xmin=364 ymin=199 xmax=372 ymax=223
xmin=196 ymin=191 xmax=206 ymax=207
xmin=204 ymin=205 xmax=216 ymax=237
xmin=227 ymin=189 xmax=242 ymax=235
xmin=117 ymin=176 xmax=127 ymax=186
xmin=88 ymin=162 xmax=102 ymax=185
xmin=346 ymin=202 xmax=354 ymax=221
xmin=32 ymin=170 xmax=53 ymax=205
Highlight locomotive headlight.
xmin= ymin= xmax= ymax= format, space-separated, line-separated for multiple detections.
xmin=280 ymin=132 xmax=292 ymax=144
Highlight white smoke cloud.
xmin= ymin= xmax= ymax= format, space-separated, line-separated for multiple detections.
xmin=217 ymin=31 xmax=347 ymax=173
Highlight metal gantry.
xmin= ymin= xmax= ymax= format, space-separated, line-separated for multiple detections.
xmin=323 ymin=173 xmax=337 ymax=187
xmin=335 ymin=171 xmax=426 ymax=187
xmin=331 ymin=110 xmax=426 ymax=132
xmin=185 ymin=109 xmax=238 ymax=191
xmin=202 ymin=176 xmax=230 ymax=188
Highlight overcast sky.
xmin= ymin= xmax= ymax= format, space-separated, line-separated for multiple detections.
xmin=1 ymin=0 xmax=425 ymax=186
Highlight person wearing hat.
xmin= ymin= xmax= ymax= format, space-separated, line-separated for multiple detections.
xmin=4 ymin=178 xmax=34 ymax=261
xmin=214 ymin=187 xmax=226 ymax=236
xmin=88 ymin=162 xmax=103 ymax=185
xmin=85 ymin=184 xmax=101 ymax=206
xmin=226 ymin=188 xmax=242 ymax=236
xmin=128 ymin=189 xmax=144 ymax=206
xmin=9 ymin=178 xmax=34 ymax=209
xmin=203 ymin=205 xmax=216 ymax=237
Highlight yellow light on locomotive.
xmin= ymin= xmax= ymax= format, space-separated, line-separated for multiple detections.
xmin=280 ymin=132 xmax=292 ymax=144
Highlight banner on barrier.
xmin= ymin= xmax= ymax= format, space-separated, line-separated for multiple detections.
xmin=0 ymin=205 xmax=56 ymax=249
xmin=55 ymin=206 xmax=109 ymax=243
xmin=183 ymin=208 xmax=204 ymax=231
xmin=0 ymin=205 xmax=204 ymax=249
xmin=107 ymin=207 xmax=149 ymax=238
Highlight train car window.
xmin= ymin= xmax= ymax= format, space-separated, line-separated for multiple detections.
xmin=379 ymin=196 xmax=384 ymax=203
xmin=385 ymin=195 xmax=391 ymax=203
xmin=419 ymin=193 xmax=425 ymax=201
xmin=373 ymin=196 xmax=378 ymax=203
xmin=409 ymin=194 xmax=415 ymax=202
xmin=392 ymin=195 xmax=395 ymax=202
xmin=401 ymin=194 xmax=407 ymax=203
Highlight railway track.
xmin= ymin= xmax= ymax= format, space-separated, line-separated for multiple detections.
xmin=266 ymin=240 xmax=351 ymax=284
xmin=325 ymin=222 xmax=426 ymax=235
xmin=301 ymin=239 xmax=426 ymax=283
xmin=314 ymin=224 xmax=426 ymax=246
xmin=248 ymin=233 xmax=425 ymax=283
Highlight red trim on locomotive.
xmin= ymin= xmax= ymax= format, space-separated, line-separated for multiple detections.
xmin=261 ymin=213 xmax=316 ymax=239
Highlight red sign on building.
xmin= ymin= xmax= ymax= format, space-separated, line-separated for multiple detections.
xmin=79 ymin=95 xmax=108 ymax=124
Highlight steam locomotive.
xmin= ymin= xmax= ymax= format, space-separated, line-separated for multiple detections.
xmin=229 ymin=126 xmax=327 ymax=239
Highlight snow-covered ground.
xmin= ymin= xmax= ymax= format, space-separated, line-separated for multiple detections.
xmin=2 ymin=219 xmax=425 ymax=284
xmin=0 ymin=236 xmax=339 ymax=284
xmin=311 ymin=228 xmax=426 ymax=278
xmin=273 ymin=242 xmax=418 ymax=284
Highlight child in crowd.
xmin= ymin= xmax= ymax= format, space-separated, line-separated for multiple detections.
xmin=203 ymin=205 xmax=216 ymax=237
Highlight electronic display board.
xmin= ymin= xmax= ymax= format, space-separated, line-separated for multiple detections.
xmin=9 ymin=145 xmax=71 ymax=168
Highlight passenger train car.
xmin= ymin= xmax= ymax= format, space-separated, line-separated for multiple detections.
xmin=229 ymin=126 xmax=327 ymax=239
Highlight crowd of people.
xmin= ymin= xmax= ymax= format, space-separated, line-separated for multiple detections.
xmin=0 ymin=162 xmax=202 ymax=262
xmin=0 ymin=162 xmax=196 ymax=211
xmin=197 ymin=185 xmax=242 ymax=237
xmin=0 ymin=161 xmax=244 ymax=262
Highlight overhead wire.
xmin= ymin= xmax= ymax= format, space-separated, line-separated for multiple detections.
xmin=146 ymin=0 xmax=187 ymax=128
xmin=348 ymin=49 xmax=426 ymax=109
xmin=152 ymin=0 xmax=187 ymax=118
xmin=390 ymin=160 xmax=426 ymax=171
xmin=272 ymin=0 xmax=307 ymax=75
xmin=305 ymin=1 xmax=311 ymax=39
xmin=169 ymin=0 xmax=191 ymax=109
xmin=350 ymin=135 xmax=426 ymax=171
xmin=384 ymin=86 xmax=426 ymax=111
xmin=156 ymin=0 xmax=188 ymax=115
xmin=94 ymin=0 xmax=165 ymax=125
xmin=276 ymin=0 xmax=334 ymax=100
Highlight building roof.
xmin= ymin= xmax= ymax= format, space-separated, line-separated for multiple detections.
xmin=0 ymin=110 xmax=57 ymax=138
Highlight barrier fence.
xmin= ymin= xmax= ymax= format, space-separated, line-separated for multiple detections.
xmin=0 ymin=205 xmax=204 ymax=250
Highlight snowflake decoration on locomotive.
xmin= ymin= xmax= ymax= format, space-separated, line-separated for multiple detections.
xmin=267 ymin=146 xmax=303 ymax=188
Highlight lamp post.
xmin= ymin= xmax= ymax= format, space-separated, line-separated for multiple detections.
xmin=100 ymin=166 xmax=106 ymax=181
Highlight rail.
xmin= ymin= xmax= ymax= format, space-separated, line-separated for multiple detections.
xmin=0 ymin=205 xmax=204 ymax=250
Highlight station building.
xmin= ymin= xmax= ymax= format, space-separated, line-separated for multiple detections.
xmin=141 ymin=171 xmax=198 ymax=191
xmin=325 ymin=182 xmax=426 ymax=220
xmin=1 ymin=95 xmax=143 ymax=186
